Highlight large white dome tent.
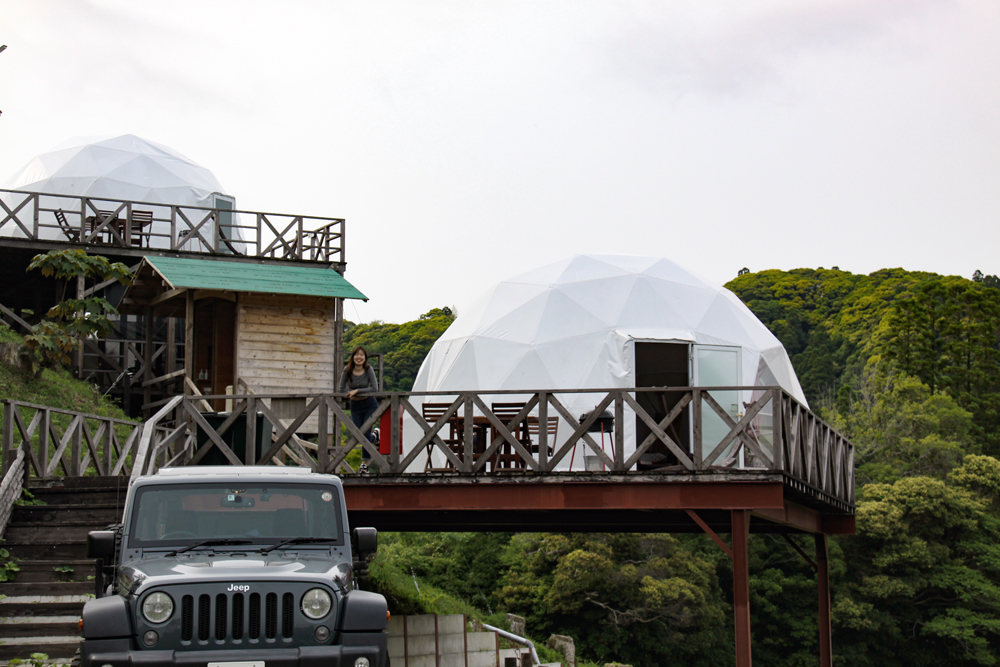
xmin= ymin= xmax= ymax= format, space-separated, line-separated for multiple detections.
xmin=1 ymin=134 xmax=243 ymax=251
xmin=409 ymin=254 xmax=807 ymax=471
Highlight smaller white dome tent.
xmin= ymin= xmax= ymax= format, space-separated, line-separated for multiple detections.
xmin=410 ymin=254 xmax=806 ymax=471
xmin=1 ymin=134 xmax=243 ymax=251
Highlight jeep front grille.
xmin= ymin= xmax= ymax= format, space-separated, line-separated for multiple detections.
xmin=180 ymin=591 xmax=296 ymax=644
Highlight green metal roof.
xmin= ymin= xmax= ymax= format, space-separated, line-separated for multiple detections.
xmin=145 ymin=256 xmax=367 ymax=300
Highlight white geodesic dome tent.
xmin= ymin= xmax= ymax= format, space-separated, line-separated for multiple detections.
xmin=1 ymin=134 xmax=243 ymax=251
xmin=409 ymin=254 xmax=806 ymax=471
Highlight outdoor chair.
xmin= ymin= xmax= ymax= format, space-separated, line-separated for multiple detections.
xmin=421 ymin=402 xmax=462 ymax=472
xmin=130 ymin=209 xmax=153 ymax=247
xmin=491 ymin=402 xmax=534 ymax=470
xmin=54 ymin=209 xmax=80 ymax=242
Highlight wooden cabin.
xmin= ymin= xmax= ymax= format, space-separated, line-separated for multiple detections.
xmin=119 ymin=256 xmax=367 ymax=424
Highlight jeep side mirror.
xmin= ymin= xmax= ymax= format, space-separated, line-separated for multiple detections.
xmin=352 ymin=527 xmax=378 ymax=558
xmin=87 ymin=531 xmax=116 ymax=560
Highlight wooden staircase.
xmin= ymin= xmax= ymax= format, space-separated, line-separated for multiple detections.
xmin=0 ymin=477 xmax=127 ymax=660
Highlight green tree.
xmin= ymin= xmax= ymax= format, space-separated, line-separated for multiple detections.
xmin=822 ymin=366 xmax=973 ymax=485
xmin=880 ymin=280 xmax=1000 ymax=455
xmin=834 ymin=458 xmax=1000 ymax=665
xmin=343 ymin=307 xmax=455 ymax=391
xmin=22 ymin=250 xmax=130 ymax=368
xmin=495 ymin=533 xmax=730 ymax=666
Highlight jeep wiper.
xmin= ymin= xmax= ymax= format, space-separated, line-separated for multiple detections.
xmin=165 ymin=539 xmax=252 ymax=556
xmin=260 ymin=537 xmax=336 ymax=554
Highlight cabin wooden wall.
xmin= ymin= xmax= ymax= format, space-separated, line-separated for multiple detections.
xmin=236 ymin=293 xmax=337 ymax=397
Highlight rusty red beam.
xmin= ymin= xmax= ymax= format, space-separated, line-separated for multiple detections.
xmin=344 ymin=480 xmax=855 ymax=535
xmin=345 ymin=480 xmax=785 ymax=511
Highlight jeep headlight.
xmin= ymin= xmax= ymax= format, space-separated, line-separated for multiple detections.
xmin=142 ymin=592 xmax=174 ymax=624
xmin=302 ymin=588 xmax=332 ymax=619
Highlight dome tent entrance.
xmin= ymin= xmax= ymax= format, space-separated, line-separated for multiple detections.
xmin=410 ymin=254 xmax=807 ymax=471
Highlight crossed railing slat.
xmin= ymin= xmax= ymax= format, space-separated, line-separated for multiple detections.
xmin=0 ymin=188 xmax=344 ymax=263
xmin=1 ymin=386 xmax=855 ymax=509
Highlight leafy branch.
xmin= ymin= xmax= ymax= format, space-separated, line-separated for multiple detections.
xmin=22 ymin=250 xmax=131 ymax=368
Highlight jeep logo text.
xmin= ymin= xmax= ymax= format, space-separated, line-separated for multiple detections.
xmin=227 ymin=584 xmax=250 ymax=592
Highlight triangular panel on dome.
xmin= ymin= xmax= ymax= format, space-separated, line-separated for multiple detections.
xmin=532 ymin=290 xmax=617 ymax=343
xmin=533 ymin=333 xmax=610 ymax=388
xmin=466 ymin=338 xmax=534 ymax=389
xmin=556 ymin=274 xmax=637 ymax=326
xmin=615 ymin=276 xmax=689 ymax=330
xmin=496 ymin=347 xmax=559 ymax=389
xmin=550 ymin=254 xmax=640 ymax=285
xmin=477 ymin=290 xmax=551 ymax=344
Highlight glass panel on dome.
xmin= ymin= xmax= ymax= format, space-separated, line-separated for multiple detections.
xmin=693 ymin=345 xmax=741 ymax=467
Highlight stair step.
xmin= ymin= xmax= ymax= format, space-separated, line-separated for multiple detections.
xmin=0 ymin=616 xmax=80 ymax=638
xmin=0 ymin=582 xmax=94 ymax=597
xmin=12 ymin=506 xmax=122 ymax=524
xmin=0 ymin=636 xmax=80 ymax=660
xmin=4 ymin=543 xmax=89 ymax=561
xmin=4 ymin=524 xmax=99 ymax=543
xmin=17 ymin=492 xmax=125 ymax=507
xmin=9 ymin=561 xmax=96 ymax=583
xmin=0 ymin=601 xmax=87 ymax=617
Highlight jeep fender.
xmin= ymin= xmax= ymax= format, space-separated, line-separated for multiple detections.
xmin=82 ymin=595 xmax=132 ymax=639
xmin=340 ymin=590 xmax=388 ymax=632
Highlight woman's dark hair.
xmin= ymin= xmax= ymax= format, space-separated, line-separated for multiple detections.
xmin=346 ymin=346 xmax=369 ymax=373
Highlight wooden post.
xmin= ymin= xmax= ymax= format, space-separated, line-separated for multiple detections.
xmin=463 ymin=393 xmax=474 ymax=474
xmin=166 ymin=317 xmax=177 ymax=379
xmin=816 ymin=533 xmax=833 ymax=667
xmin=614 ymin=390 xmax=625 ymax=471
xmin=246 ymin=395 xmax=257 ymax=466
xmin=538 ymin=392 xmax=548 ymax=471
xmin=70 ymin=416 xmax=81 ymax=477
xmin=732 ymin=509 xmax=752 ymax=667
xmin=184 ymin=292 xmax=194 ymax=395
xmin=390 ymin=394 xmax=399 ymax=474
xmin=75 ymin=274 xmax=85 ymax=378
xmin=693 ymin=389 xmax=703 ymax=469
xmin=2 ymin=401 xmax=13 ymax=475
xmin=333 ymin=297 xmax=343 ymax=388
xmin=143 ymin=307 xmax=154 ymax=419
xmin=317 ymin=396 xmax=328 ymax=473
xmin=121 ymin=315 xmax=132 ymax=415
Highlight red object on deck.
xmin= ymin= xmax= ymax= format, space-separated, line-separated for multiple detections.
xmin=378 ymin=410 xmax=400 ymax=455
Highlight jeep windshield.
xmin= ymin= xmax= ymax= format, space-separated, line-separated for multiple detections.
xmin=128 ymin=482 xmax=344 ymax=548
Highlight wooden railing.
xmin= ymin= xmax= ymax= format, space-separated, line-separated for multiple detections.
xmin=0 ymin=388 xmax=855 ymax=510
xmin=135 ymin=386 xmax=855 ymax=509
xmin=1 ymin=400 xmax=147 ymax=479
xmin=0 ymin=188 xmax=345 ymax=264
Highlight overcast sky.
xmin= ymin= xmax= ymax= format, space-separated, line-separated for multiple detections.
xmin=1 ymin=0 xmax=997 ymax=324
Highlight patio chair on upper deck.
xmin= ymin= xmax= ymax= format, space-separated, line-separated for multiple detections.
xmin=491 ymin=402 xmax=534 ymax=470
xmin=54 ymin=209 xmax=80 ymax=242
xmin=421 ymin=402 xmax=463 ymax=472
xmin=129 ymin=209 xmax=153 ymax=247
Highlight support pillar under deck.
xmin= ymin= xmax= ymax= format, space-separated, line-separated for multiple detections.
xmin=732 ymin=509 xmax=752 ymax=667
xmin=816 ymin=533 xmax=833 ymax=667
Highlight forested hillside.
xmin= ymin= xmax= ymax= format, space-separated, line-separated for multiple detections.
xmin=354 ymin=267 xmax=1000 ymax=666
xmin=342 ymin=307 xmax=455 ymax=391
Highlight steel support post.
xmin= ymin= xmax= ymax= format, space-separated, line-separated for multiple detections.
xmin=816 ymin=533 xmax=833 ymax=667
xmin=732 ymin=509 xmax=752 ymax=667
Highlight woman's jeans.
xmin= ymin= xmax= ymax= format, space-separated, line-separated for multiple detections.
xmin=350 ymin=396 xmax=378 ymax=461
